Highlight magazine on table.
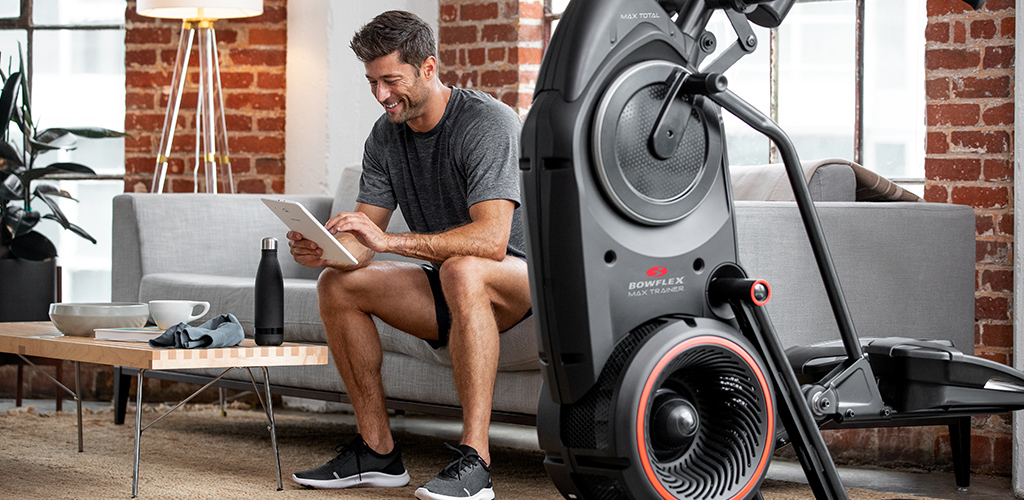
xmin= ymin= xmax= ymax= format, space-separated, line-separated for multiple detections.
xmin=93 ymin=326 xmax=164 ymax=342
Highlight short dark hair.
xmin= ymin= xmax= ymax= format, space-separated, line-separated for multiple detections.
xmin=350 ymin=11 xmax=437 ymax=70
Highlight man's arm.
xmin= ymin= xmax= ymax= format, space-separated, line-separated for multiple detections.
xmin=288 ymin=203 xmax=393 ymax=270
xmin=325 ymin=199 xmax=514 ymax=263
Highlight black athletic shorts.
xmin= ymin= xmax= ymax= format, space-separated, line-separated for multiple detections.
xmin=421 ymin=262 xmax=532 ymax=349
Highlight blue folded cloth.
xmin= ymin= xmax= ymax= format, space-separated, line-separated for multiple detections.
xmin=149 ymin=313 xmax=245 ymax=349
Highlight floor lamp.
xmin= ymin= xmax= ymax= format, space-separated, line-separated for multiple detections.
xmin=137 ymin=0 xmax=263 ymax=194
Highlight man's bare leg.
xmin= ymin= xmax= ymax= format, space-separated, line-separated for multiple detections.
xmin=318 ymin=261 xmax=439 ymax=455
xmin=440 ymin=256 xmax=532 ymax=466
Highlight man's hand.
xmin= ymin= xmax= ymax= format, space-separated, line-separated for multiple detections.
xmin=288 ymin=204 xmax=392 ymax=269
xmin=325 ymin=211 xmax=394 ymax=254
xmin=286 ymin=231 xmax=329 ymax=269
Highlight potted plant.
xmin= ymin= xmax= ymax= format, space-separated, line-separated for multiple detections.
xmin=0 ymin=53 xmax=129 ymax=321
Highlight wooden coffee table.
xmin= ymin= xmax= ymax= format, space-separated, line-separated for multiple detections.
xmin=0 ymin=321 xmax=329 ymax=497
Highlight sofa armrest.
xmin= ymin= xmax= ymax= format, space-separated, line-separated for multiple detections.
xmin=735 ymin=201 xmax=976 ymax=354
xmin=112 ymin=193 xmax=333 ymax=302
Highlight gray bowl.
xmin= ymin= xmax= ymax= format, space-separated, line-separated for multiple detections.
xmin=49 ymin=302 xmax=150 ymax=337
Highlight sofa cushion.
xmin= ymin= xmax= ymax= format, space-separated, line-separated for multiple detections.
xmin=730 ymin=158 xmax=856 ymax=202
xmin=123 ymin=194 xmax=329 ymax=281
xmin=138 ymin=272 xmax=540 ymax=372
xmin=332 ymin=165 xmax=411 ymax=236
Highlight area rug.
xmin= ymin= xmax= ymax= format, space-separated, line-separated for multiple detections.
xmin=0 ymin=404 xmax=942 ymax=500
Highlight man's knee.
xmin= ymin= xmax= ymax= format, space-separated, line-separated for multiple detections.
xmin=438 ymin=256 xmax=489 ymax=296
xmin=317 ymin=267 xmax=364 ymax=308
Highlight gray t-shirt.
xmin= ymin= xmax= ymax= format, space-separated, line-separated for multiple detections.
xmin=357 ymin=87 xmax=526 ymax=260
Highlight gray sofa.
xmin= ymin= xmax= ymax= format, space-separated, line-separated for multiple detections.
xmin=110 ymin=160 xmax=976 ymax=426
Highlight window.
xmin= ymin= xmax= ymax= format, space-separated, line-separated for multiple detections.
xmin=0 ymin=0 xmax=126 ymax=302
xmin=543 ymin=0 xmax=571 ymax=43
xmin=542 ymin=0 xmax=926 ymax=192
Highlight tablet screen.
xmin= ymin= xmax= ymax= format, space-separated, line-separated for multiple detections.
xmin=262 ymin=198 xmax=359 ymax=266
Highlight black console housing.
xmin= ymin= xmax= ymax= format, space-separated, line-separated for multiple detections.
xmin=521 ymin=0 xmax=738 ymax=407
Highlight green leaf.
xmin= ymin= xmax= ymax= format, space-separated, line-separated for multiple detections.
xmin=0 ymin=141 xmax=23 ymax=167
xmin=30 ymin=129 xmax=77 ymax=151
xmin=3 ymin=206 xmax=40 ymax=237
xmin=17 ymin=48 xmax=29 ymax=112
xmin=43 ymin=214 xmax=96 ymax=244
xmin=42 ymin=162 xmax=96 ymax=175
xmin=20 ymin=163 xmax=96 ymax=183
xmin=0 ymin=72 xmax=20 ymax=141
xmin=34 ymin=191 xmax=70 ymax=229
xmin=34 ymin=183 xmax=77 ymax=201
xmin=58 ymin=127 xmax=131 ymax=139
xmin=10 ymin=230 xmax=56 ymax=261
xmin=18 ymin=166 xmax=60 ymax=183
xmin=13 ymin=106 xmax=31 ymax=138
xmin=0 ymin=171 xmax=23 ymax=200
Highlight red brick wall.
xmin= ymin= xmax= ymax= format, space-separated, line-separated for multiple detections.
xmin=437 ymin=0 xmax=543 ymax=114
xmin=924 ymin=0 xmax=1015 ymax=475
xmin=123 ymin=0 xmax=287 ymax=194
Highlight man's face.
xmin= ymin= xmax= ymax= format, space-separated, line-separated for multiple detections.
xmin=364 ymin=52 xmax=430 ymax=125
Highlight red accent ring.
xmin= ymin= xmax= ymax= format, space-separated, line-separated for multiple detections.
xmin=751 ymin=279 xmax=771 ymax=306
xmin=635 ymin=335 xmax=775 ymax=500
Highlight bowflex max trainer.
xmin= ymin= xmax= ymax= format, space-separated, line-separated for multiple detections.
xmin=519 ymin=0 xmax=1011 ymax=498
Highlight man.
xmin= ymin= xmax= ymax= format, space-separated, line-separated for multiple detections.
xmin=287 ymin=10 xmax=530 ymax=500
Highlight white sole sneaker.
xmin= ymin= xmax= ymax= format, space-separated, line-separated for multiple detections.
xmin=414 ymin=485 xmax=495 ymax=500
xmin=291 ymin=469 xmax=410 ymax=489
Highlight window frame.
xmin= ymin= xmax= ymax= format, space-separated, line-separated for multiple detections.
xmin=0 ymin=0 xmax=126 ymax=181
xmin=0 ymin=0 xmax=128 ymax=303
xmin=541 ymin=0 xmax=925 ymax=186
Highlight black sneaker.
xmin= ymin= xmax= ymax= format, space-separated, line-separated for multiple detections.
xmin=291 ymin=434 xmax=410 ymax=489
xmin=414 ymin=443 xmax=494 ymax=500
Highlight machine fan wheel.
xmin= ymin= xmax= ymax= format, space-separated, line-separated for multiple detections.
xmin=618 ymin=321 xmax=775 ymax=499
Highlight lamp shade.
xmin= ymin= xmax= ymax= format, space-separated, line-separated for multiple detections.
xmin=136 ymin=0 xmax=262 ymax=20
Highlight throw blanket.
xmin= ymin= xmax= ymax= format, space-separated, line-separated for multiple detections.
xmin=848 ymin=162 xmax=920 ymax=202
xmin=149 ymin=313 xmax=245 ymax=349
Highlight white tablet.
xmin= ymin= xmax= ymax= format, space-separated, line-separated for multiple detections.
xmin=262 ymin=198 xmax=359 ymax=266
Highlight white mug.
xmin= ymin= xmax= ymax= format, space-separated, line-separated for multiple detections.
xmin=149 ymin=300 xmax=211 ymax=330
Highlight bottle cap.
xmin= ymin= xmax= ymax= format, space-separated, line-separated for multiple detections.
xmin=261 ymin=236 xmax=278 ymax=250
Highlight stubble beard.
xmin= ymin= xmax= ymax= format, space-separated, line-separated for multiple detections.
xmin=386 ymin=82 xmax=430 ymax=125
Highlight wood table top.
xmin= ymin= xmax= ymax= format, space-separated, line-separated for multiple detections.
xmin=0 ymin=322 xmax=329 ymax=371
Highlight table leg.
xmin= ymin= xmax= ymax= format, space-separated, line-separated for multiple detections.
xmin=132 ymin=368 xmax=145 ymax=499
xmin=75 ymin=361 xmax=82 ymax=453
xmin=127 ymin=367 xmax=234 ymax=496
xmin=15 ymin=354 xmax=81 ymax=451
xmin=16 ymin=363 xmax=23 ymax=407
xmin=56 ymin=361 xmax=64 ymax=413
xmin=262 ymin=367 xmax=283 ymax=491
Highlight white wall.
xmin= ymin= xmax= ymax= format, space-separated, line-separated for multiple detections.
xmin=285 ymin=0 xmax=439 ymax=195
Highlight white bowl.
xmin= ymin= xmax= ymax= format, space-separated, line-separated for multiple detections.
xmin=48 ymin=302 xmax=150 ymax=337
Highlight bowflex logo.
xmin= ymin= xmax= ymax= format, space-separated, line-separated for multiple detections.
xmin=628 ymin=267 xmax=685 ymax=297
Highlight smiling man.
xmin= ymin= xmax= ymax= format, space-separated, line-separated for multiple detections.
xmin=286 ymin=10 xmax=530 ymax=500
